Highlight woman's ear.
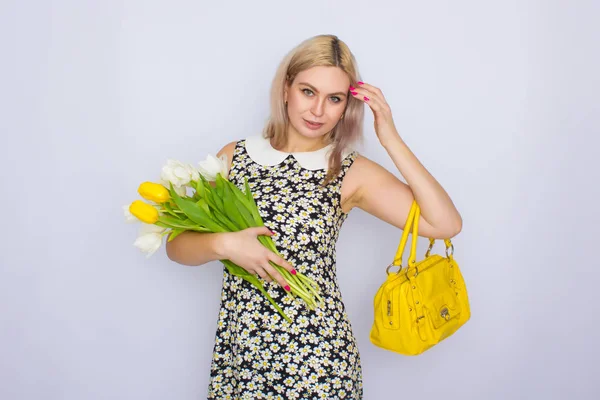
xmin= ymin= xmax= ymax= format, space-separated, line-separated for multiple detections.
xmin=283 ymin=82 xmax=290 ymax=103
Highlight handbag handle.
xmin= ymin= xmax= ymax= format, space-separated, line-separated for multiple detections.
xmin=385 ymin=200 xmax=454 ymax=275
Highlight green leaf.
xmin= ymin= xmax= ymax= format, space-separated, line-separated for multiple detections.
xmin=157 ymin=215 xmax=201 ymax=230
xmin=221 ymin=182 xmax=246 ymax=230
xmin=202 ymin=175 xmax=223 ymax=214
xmin=201 ymin=193 xmax=218 ymax=215
xmin=228 ymin=181 xmax=255 ymax=213
xmin=196 ymin=174 xmax=214 ymax=199
xmin=189 ymin=226 xmax=212 ymax=232
xmin=158 ymin=214 xmax=197 ymax=226
xmin=195 ymin=177 xmax=206 ymax=200
xmin=212 ymin=209 xmax=240 ymax=232
xmin=169 ymin=182 xmax=225 ymax=232
xmin=234 ymin=197 xmax=256 ymax=228
xmin=196 ymin=181 xmax=219 ymax=213
xmin=163 ymin=202 xmax=182 ymax=219
xmin=228 ymin=182 xmax=260 ymax=227
xmin=167 ymin=228 xmax=185 ymax=242
xmin=227 ymin=178 xmax=251 ymax=204
xmin=212 ymin=191 xmax=225 ymax=214
xmin=215 ymin=174 xmax=225 ymax=198
xmin=196 ymin=198 xmax=212 ymax=217
xmin=198 ymin=172 xmax=210 ymax=187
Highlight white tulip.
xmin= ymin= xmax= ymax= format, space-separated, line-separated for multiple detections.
xmin=198 ymin=154 xmax=228 ymax=181
xmin=123 ymin=204 xmax=138 ymax=223
xmin=187 ymin=163 xmax=200 ymax=181
xmin=160 ymin=159 xmax=200 ymax=188
xmin=158 ymin=178 xmax=187 ymax=197
xmin=133 ymin=223 xmax=167 ymax=258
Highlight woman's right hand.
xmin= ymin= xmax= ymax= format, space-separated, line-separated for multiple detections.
xmin=218 ymin=226 xmax=296 ymax=291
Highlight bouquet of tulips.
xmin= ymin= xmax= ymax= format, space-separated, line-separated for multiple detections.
xmin=124 ymin=155 xmax=322 ymax=322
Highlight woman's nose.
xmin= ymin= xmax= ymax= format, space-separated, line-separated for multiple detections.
xmin=311 ymin=99 xmax=325 ymax=116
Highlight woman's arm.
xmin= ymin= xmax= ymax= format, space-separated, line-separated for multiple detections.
xmin=166 ymin=231 xmax=228 ymax=266
xmin=346 ymin=140 xmax=462 ymax=239
xmin=345 ymin=81 xmax=462 ymax=239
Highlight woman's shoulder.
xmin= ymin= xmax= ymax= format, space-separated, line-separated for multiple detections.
xmin=216 ymin=140 xmax=239 ymax=161
xmin=216 ymin=139 xmax=242 ymax=179
xmin=344 ymin=152 xmax=391 ymax=184
xmin=340 ymin=153 xmax=384 ymax=202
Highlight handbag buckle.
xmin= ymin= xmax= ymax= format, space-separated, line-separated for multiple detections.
xmin=426 ymin=239 xmax=455 ymax=258
xmin=405 ymin=260 xmax=419 ymax=278
xmin=406 ymin=266 xmax=418 ymax=279
xmin=386 ymin=263 xmax=402 ymax=275
xmin=445 ymin=244 xmax=455 ymax=258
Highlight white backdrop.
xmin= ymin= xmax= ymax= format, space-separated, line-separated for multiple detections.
xmin=2 ymin=1 xmax=599 ymax=399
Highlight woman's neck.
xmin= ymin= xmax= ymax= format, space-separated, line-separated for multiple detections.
xmin=275 ymin=128 xmax=331 ymax=153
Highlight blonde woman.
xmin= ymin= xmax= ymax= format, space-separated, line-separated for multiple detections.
xmin=167 ymin=34 xmax=462 ymax=399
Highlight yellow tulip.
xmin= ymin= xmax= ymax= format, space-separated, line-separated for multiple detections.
xmin=138 ymin=182 xmax=171 ymax=203
xmin=129 ymin=200 xmax=159 ymax=224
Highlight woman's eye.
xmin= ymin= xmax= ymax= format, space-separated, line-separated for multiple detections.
xmin=302 ymin=89 xmax=341 ymax=103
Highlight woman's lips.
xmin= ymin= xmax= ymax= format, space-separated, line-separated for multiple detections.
xmin=303 ymin=119 xmax=324 ymax=130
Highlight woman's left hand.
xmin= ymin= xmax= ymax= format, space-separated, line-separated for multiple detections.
xmin=349 ymin=81 xmax=399 ymax=147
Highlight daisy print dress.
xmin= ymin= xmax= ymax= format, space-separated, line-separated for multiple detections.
xmin=207 ymin=134 xmax=363 ymax=399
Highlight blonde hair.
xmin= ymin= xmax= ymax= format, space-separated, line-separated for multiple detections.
xmin=263 ymin=34 xmax=364 ymax=187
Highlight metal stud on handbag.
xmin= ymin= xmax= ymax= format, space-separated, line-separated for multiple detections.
xmin=369 ymin=200 xmax=471 ymax=355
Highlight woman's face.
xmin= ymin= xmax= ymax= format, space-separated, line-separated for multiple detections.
xmin=284 ymin=66 xmax=350 ymax=142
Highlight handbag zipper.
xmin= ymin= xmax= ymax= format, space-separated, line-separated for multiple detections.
xmin=387 ymin=300 xmax=392 ymax=316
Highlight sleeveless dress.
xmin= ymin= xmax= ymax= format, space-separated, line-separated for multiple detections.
xmin=207 ymin=134 xmax=363 ymax=399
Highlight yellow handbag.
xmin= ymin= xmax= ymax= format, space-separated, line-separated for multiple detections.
xmin=370 ymin=200 xmax=471 ymax=355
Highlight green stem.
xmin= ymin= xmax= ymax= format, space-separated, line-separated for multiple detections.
xmin=255 ymin=234 xmax=323 ymax=309
xmin=221 ymin=260 xmax=291 ymax=323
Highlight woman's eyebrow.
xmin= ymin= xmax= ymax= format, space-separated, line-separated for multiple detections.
xmin=298 ymin=82 xmax=347 ymax=97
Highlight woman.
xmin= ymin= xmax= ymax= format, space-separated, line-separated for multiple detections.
xmin=166 ymin=34 xmax=462 ymax=399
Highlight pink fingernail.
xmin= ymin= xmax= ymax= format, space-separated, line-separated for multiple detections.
xmin=349 ymin=86 xmax=355 ymax=90
xmin=284 ymin=285 xmax=291 ymax=291
xmin=351 ymin=91 xmax=358 ymax=95
xmin=364 ymin=96 xmax=370 ymax=101
xmin=291 ymin=269 xmax=297 ymax=275
xmin=357 ymin=81 xmax=364 ymax=85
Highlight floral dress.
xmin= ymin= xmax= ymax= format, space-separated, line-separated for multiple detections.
xmin=207 ymin=134 xmax=363 ymax=399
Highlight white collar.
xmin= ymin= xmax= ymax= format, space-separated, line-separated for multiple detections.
xmin=244 ymin=134 xmax=353 ymax=171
